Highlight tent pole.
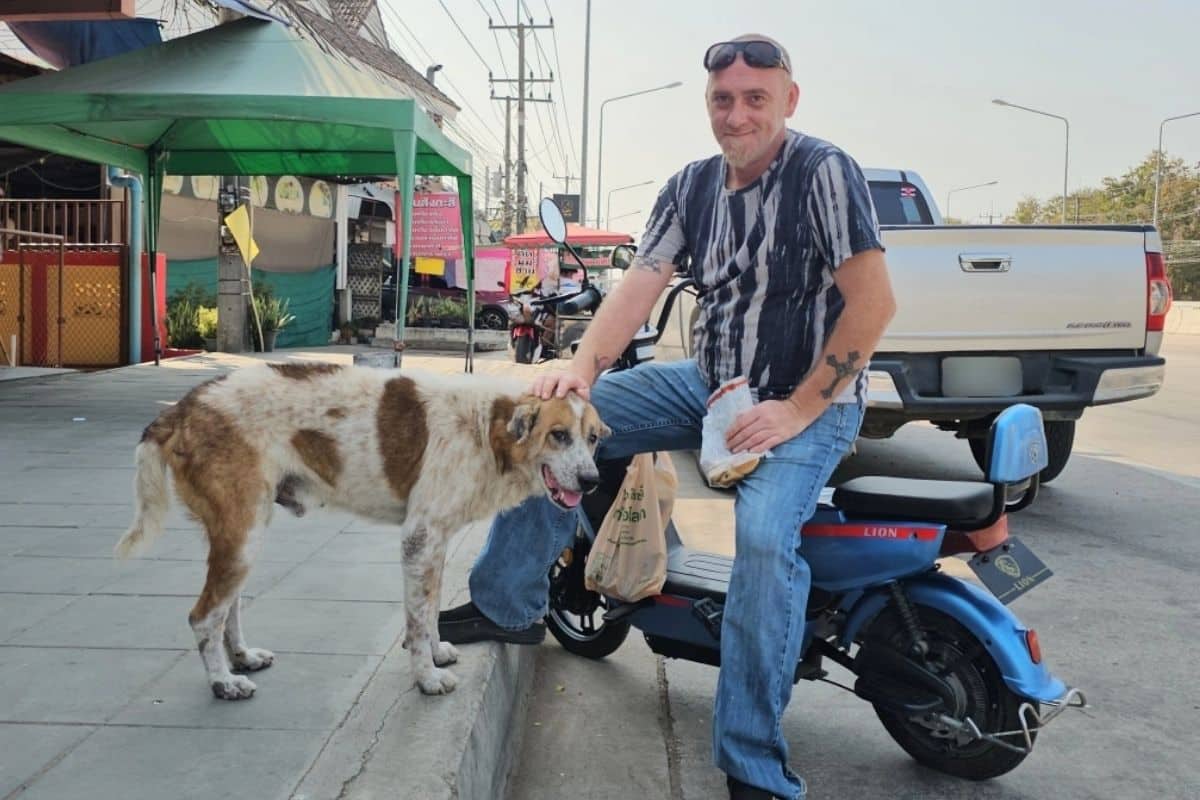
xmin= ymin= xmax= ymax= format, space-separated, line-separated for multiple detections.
xmin=147 ymin=149 xmax=163 ymax=366
xmin=460 ymin=174 xmax=475 ymax=373
xmin=394 ymin=130 xmax=418 ymax=367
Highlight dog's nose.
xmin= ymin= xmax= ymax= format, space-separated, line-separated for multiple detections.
xmin=578 ymin=475 xmax=600 ymax=494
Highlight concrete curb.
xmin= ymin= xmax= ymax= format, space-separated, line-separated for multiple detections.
xmin=292 ymin=520 xmax=537 ymax=800
xmin=292 ymin=628 xmax=536 ymax=800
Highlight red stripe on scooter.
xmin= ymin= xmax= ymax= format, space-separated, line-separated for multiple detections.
xmin=654 ymin=594 xmax=691 ymax=608
xmin=803 ymin=523 xmax=941 ymax=542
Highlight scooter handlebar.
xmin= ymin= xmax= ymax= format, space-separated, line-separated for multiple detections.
xmin=555 ymin=286 xmax=602 ymax=315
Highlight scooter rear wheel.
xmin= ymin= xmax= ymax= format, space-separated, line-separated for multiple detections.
xmin=545 ymin=528 xmax=631 ymax=659
xmin=865 ymin=606 xmax=1035 ymax=780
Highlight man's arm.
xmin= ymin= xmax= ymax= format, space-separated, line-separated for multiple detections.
xmin=726 ymin=249 xmax=895 ymax=453
xmin=533 ymin=255 xmax=677 ymax=399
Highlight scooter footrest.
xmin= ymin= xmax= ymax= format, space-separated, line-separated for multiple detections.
xmin=692 ymin=597 xmax=724 ymax=640
xmin=602 ymin=597 xmax=654 ymax=623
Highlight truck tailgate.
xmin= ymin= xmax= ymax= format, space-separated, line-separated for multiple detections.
xmin=877 ymin=226 xmax=1148 ymax=353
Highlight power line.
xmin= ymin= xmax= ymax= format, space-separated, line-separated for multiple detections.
xmin=377 ymin=0 xmax=505 ymax=158
xmin=433 ymin=0 xmax=495 ymax=73
xmin=544 ymin=0 xmax=578 ymax=172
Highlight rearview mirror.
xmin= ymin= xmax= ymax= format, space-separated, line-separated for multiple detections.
xmin=611 ymin=244 xmax=636 ymax=270
xmin=539 ymin=198 xmax=567 ymax=244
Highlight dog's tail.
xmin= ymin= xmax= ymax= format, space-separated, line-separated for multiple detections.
xmin=115 ymin=435 xmax=172 ymax=558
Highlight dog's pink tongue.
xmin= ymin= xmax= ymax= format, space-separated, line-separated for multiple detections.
xmin=559 ymin=488 xmax=582 ymax=508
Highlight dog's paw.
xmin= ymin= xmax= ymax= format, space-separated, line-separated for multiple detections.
xmin=231 ymin=648 xmax=275 ymax=672
xmin=433 ymin=642 xmax=459 ymax=666
xmin=211 ymin=674 xmax=257 ymax=700
xmin=415 ymin=667 xmax=458 ymax=695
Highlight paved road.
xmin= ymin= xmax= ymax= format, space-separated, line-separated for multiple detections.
xmin=508 ymin=334 xmax=1200 ymax=800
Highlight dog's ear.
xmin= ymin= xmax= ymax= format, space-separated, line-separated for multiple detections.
xmin=507 ymin=397 xmax=541 ymax=444
xmin=598 ymin=420 xmax=613 ymax=440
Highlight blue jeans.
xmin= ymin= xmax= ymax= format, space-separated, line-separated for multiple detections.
xmin=469 ymin=359 xmax=863 ymax=799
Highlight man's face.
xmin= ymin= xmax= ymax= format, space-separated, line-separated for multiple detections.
xmin=706 ymin=58 xmax=799 ymax=170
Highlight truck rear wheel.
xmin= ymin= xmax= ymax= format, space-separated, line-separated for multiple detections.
xmin=969 ymin=419 xmax=1074 ymax=483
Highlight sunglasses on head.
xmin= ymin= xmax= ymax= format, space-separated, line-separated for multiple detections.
xmin=703 ymin=40 xmax=791 ymax=73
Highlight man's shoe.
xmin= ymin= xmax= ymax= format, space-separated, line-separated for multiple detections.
xmin=727 ymin=776 xmax=779 ymax=800
xmin=437 ymin=601 xmax=546 ymax=645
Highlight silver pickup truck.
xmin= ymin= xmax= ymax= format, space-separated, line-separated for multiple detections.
xmin=862 ymin=169 xmax=1169 ymax=481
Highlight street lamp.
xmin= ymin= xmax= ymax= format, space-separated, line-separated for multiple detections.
xmin=595 ymin=81 xmax=682 ymax=227
xmin=945 ymin=180 xmax=998 ymax=222
xmin=607 ymin=209 xmax=642 ymax=224
xmin=992 ymin=99 xmax=1069 ymax=223
xmin=1153 ymin=111 xmax=1200 ymax=227
xmin=606 ymin=180 xmax=654 ymax=230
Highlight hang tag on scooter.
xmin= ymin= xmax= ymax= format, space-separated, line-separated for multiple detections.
xmin=967 ymin=536 xmax=1053 ymax=605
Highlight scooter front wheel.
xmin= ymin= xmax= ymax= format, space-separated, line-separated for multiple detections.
xmin=864 ymin=606 xmax=1035 ymax=780
xmin=513 ymin=335 xmax=537 ymax=363
xmin=545 ymin=528 xmax=630 ymax=659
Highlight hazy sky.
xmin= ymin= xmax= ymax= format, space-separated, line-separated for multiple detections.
xmin=391 ymin=0 xmax=1199 ymax=234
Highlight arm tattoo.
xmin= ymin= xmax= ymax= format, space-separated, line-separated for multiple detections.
xmin=633 ymin=256 xmax=664 ymax=274
xmin=818 ymin=351 xmax=862 ymax=399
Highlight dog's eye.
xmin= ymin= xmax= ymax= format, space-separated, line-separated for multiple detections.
xmin=551 ymin=429 xmax=570 ymax=444
xmin=588 ymin=433 xmax=598 ymax=445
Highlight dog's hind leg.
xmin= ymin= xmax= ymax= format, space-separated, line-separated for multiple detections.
xmin=402 ymin=526 xmax=458 ymax=695
xmin=189 ymin=505 xmax=268 ymax=700
xmin=224 ymin=595 xmax=274 ymax=673
xmin=223 ymin=499 xmax=274 ymax=674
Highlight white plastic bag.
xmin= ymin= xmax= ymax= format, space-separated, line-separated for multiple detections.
xmin=699 ymin=377 xmax=764 ymax=488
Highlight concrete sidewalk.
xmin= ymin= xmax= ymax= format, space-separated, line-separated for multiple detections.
xmin=0 ymin=346 xmax=542 ymax=800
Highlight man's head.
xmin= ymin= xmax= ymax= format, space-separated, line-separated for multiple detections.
xmin=704 ymin=34 xmax=799 ymax=172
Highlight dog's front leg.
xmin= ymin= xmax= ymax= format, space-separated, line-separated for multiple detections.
xmin=402 ymin=526 xmax=458 ymax=695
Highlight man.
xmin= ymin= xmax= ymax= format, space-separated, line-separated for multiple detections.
xmin=440 ymin=34 xmax=896 ymax=800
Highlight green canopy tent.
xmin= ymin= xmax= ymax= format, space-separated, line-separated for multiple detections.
xmin=0 ymin=17 xmax=477 ymax=369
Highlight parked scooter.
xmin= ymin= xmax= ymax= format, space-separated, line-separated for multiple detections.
xmin=507 ymin=245 xmax=605 ymax=364
xmin=534 ymin=199 xmax=1085 ymax=781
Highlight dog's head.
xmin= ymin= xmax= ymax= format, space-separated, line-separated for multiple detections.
xmin=506 ymin=393 xmax=610 ymax=510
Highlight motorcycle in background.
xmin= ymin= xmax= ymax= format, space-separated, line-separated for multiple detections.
xmin=507 ymin=263 xmax=605 ymax=365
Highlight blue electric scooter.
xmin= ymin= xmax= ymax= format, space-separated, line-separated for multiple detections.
xmin=537 ymin=200 xmax=1085 ymax=781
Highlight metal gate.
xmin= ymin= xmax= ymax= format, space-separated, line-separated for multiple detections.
xmin=0 ymin=232 xmax=126 ymax=368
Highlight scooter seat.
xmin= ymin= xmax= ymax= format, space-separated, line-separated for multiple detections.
xmin=833 ymin=476 xmax=995 ymax=527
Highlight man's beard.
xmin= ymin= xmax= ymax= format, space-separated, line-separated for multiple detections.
xmin=721 ymin=139 xmax=755 ymax=168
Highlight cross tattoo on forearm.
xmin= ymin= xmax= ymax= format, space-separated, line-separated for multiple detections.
xmin=819 ymin=351 xmax=862 ymax=399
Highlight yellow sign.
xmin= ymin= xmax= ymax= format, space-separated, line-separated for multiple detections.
xmin=414 ymin=256 xmax=445 ymax=276
xmin=224 ymin=204 xmax=260 ymax=266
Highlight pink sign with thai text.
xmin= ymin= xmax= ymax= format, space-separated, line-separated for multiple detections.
xmin=411 ymin=192 xmax=464 ymax=259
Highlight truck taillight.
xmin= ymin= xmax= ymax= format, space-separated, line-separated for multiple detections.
xmin=1147 ymin=251 xmax=1172 ymax=333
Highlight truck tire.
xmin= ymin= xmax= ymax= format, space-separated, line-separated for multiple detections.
xmin=969 ymin=419 xmax=1074 ymax=484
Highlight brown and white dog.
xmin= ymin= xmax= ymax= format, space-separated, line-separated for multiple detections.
xmin=116 ymin=362 xmax=608 ymax=700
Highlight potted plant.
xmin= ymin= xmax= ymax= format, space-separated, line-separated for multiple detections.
xmin=197 ymin=306 xmax=219 ymax=351
xmin=352 ymin=316 xmax=379 ymax=344
xmin=254 ymin=294 xmax=295 ymax=352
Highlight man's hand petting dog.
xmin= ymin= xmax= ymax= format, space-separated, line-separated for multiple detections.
xmin=531 ymin=369 xmax=592 ymax=401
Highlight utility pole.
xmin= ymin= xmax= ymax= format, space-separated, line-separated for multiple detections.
xmin=503 ymin=97 xmax=512 ymax=234
xmin=553 ymin=174 xmax=579 ymax=194
xmin=579 ymin=0 xmax=591 ymax=226
xmin=483 ymin=165 xmax=490 ymax=219
xmin=489 ymin=15 xmax=553 ymax=233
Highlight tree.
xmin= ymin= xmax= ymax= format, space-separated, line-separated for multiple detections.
xmin=1005 ymin=151 xmax=1200 ymax=297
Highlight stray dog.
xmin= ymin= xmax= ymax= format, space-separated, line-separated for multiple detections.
xmin=116 ymin=362 xmax=608 ymax=700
